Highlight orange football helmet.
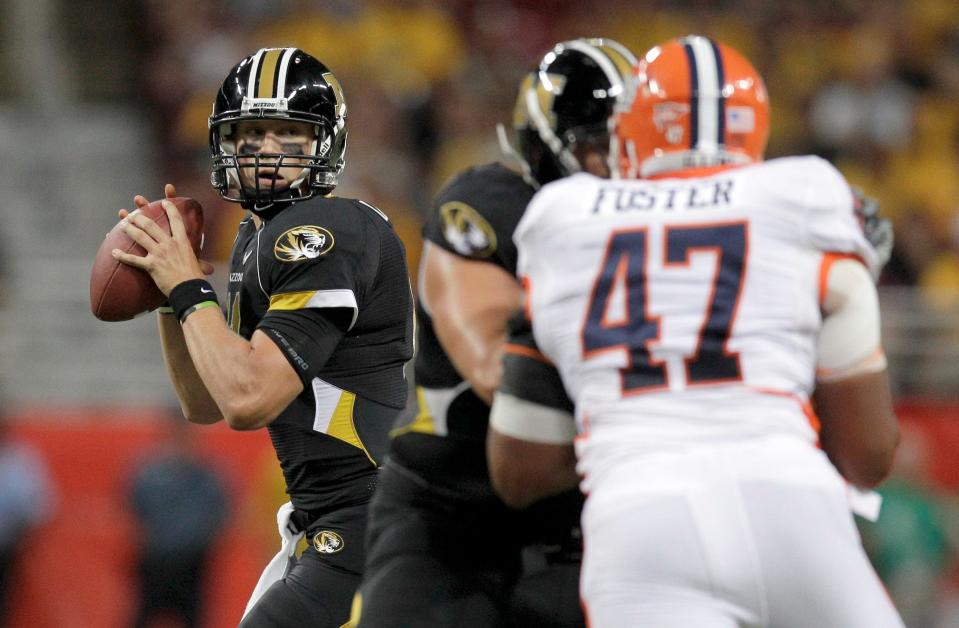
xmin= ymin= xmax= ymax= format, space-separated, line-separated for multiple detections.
xmin=614 ymin=35 xmax=769 ymax=178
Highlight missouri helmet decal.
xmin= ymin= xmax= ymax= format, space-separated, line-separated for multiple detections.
xmin=439 ymin=201 xmax=497 ymax=258
xmin=274 ymin=226 xmax=335 ymax=262
xmin=312 ymin=530 xmax=345 ymax=554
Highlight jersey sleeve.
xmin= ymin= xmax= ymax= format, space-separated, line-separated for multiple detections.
xmin=258 ymin=308 xmax=351 ymax=387
xmin=796 ymin=157 xmax=881 ymax=278
xmin=489 ymin=315 xmax=576 ymax=444
xmin=499 ymin=312 xmax=573 ymax=412
xmin=421 ymin=164 xmax=534 ymax=275
xmin=490 ymin=312 xmax=576 ymax=445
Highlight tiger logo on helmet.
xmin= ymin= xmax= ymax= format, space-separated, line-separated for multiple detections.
xmin=614 ymin=35 xmax=770 ymax=179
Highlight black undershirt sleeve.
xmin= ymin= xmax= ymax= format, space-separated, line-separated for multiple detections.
xmin=500 ymin=312 xmax=574 ymax=413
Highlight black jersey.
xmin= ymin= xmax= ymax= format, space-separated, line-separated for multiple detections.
xmin=392 ymin=162 xmax=563 ymax=495
xmin=227 ymin=195 xmax=414 ymax=514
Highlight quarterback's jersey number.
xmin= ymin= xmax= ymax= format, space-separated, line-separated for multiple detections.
xmin=582 ymin=222 xmax=747 ymax=394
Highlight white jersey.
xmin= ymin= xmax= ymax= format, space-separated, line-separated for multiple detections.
xmin=515 ymin=156 xmax=879 ymax=485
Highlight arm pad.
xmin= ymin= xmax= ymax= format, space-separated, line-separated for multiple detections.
xmin=816 ymin=258 xmax=887 ymax=381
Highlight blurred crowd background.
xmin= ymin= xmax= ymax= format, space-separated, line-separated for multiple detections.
xmin=0 ymin=0 xmax=957 ymax=626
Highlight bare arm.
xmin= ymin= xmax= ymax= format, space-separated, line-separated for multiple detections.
xmin=814 ymin=369 xmax=899 ymax=488
xmin=487 ymin=428 xmax=578 ymax=509
xmin=158 ymin=312 xmax=223 ymax=424
xmin=486 ymin=321 xmax=579 ymax=509
xmin=177 ymin=307 xmax=303 ymax=430
xmin=813 ymin=257 xmax=899 ymax=488
xmin=487 ymin=390 xmax=579 ymax=509
xmin=420 ymin=241 xmax=523 ymax=403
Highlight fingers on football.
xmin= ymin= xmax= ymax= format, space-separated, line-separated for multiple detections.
xmin=120 ymin=219 xmax=159 ymax=253
xmin=126 ymin=211 xmax=169 ymax=243
xmin=112 ymin=248 xmax=149 ymax=269
xmin=161 ymin=199 xmax=188 ymax=240
xmin=133 ymin=195 xmax=149 ymax=209
xmin=164 ymin=183 xmax=177 ymax=198
xmin=199 ymin=259 xmax=215 ymax=275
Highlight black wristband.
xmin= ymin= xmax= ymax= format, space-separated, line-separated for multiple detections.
xmin=168 ymin=279 xmax=219 ymax=322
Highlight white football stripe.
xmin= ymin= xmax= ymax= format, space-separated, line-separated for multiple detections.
xmin=276 ymin=48 xmax=296 ymax=97
xmin=247 ymin=49 xmax=266 ymax=97
xmin=687 ymin=36 xmax=721 ymax=153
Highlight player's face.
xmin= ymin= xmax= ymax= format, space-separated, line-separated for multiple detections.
xmin=234 ymin=119 xmax=316 ymax=191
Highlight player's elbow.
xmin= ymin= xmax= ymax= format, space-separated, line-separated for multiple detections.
xmin=834 ymin=420 xmax=900 ymax=488
xmin=487 ymin=428 xmax=579 ymax=509
xmin=463 ymin=363 xmax=499 ymax=405
xmin=490 ymin=467 xmax=539 ymax=510
xmin=221 ymin=396 xmax=275 ymax=431
xmin=814 ymin=369 xmax=900 ymax=489
xmin=487 ymin=433 xmax=540 ymax=508
xmin=183 ymin=408 xmax=222 ymax=425
xmin=176 ymin=398 xmax=223 ymax=425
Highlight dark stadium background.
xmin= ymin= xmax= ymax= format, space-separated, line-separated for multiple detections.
xmin=0 ymin=1 xmax=957 ymax=626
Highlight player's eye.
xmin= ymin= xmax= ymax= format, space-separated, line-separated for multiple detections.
xmin=237 ymin=126 xmax=266 ymax=140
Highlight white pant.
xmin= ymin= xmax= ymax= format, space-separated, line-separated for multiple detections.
xmin=579 ymin=439 xmax=903 ymax=627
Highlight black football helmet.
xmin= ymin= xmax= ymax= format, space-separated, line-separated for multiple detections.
xmin=498 ymin=38 xmax=637 ymax=187
xmin=209 ymin=47 xmax=347 ymax=213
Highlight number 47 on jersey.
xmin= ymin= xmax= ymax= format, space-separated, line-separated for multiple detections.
xmin=581 ymin=221 xmax=748 ymax=395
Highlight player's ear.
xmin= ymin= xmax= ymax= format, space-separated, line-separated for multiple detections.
xmin=581 ymin=149 xmax=611 ymax=178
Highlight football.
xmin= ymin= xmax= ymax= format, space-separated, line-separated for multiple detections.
xmin=90 ymin=197 xmax=204 ymax=321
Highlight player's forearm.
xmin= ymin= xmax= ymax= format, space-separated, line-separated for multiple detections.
xmin=814 ymin=369 xmax=899 ymax=488
xmin=487 ymin=428 xmax=579 ymax=509
xmin=179 ymin=307 xmax=291 ymax=430
xmin=422 ymin=243 xmax=523 ymax=404
xmin=158 ymin=312 xmax=223 ymax=424
xmin=436 ymin=307 xmax=512 ymax=404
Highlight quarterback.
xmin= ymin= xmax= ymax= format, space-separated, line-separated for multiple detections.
xmin=488 ymin=36 xmax=903 ymax=627
xmin=115 ymin=48 xmax=414 ymax=627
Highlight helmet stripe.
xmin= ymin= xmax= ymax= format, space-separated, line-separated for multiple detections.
xmin=595 ymin=40 xmax=638 ymax=85
xmin=567 ymin=40 xmax=626 ymax=95
xmin=682 ymin=42 xmax=700 ymax=149
xmin=246 ymin=49 xmax=266 ymax=98
xmin=683 ymin=36 xmax=723 ymax=154
xmin=708 ymin=38 xmax=726 ymax=146
xmin=275 ymin=48 xmax=296 ymax=98
xmin=256 ymin=48 xmax=283 ymax=98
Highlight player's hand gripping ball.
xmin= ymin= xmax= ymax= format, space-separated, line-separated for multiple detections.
xmin=90 ymin=197 xmax=204 ymax=321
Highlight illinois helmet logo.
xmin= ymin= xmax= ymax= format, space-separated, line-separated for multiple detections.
xmin=439 ymin=201 xmax=497 ymax=258
xmin=274 ymin=226 xmax=334 ymax=262
xmin=313 ymin=530 xmax=344 ymax=554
